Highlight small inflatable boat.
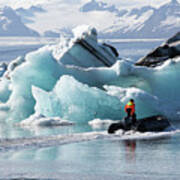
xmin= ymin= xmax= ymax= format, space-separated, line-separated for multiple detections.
xmin=108 ymin=115 xmax=171 ymax=134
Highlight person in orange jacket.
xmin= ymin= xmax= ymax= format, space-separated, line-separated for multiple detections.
xmin=124 ymin=99 xmax=136 ymax=126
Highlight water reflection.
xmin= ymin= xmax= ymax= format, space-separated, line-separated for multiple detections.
xmin=0 ymin=122 xmax=93 ymax=139
xmin=124 ymin=140 xmax=136 ymax=162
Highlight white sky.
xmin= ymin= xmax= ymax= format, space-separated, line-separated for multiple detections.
xmin=0 ymin=0 xmax=178 ymax=9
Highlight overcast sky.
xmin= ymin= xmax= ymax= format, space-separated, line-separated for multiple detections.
xmin=0 ymin=0 xmax=178 ymax=9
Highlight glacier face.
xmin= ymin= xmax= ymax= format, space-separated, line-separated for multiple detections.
xmin=0 ymin=25 xmax=180 ymax=125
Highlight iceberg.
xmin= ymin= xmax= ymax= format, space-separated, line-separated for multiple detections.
xmin=88 ymin=119 xmax=116 ymax=129
xmin=0 ymin=25 xmax=119 ymax=122
xmin=53 ymin=25 xmax=118 ymax=67
xmin=32 ymin=75 xmax=121 ymax=123
xmin=0 ymin=26 xmax=179 ymax=125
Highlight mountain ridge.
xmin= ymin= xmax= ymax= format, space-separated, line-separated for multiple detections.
xmin=99 ymin=0 xmax=180 ymax=38
xmin=0 ymin=6 xmax=39 ymax=36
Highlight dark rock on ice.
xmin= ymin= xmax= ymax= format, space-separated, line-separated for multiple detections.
xmin=135 ymin=32 xmax=180 ymax=67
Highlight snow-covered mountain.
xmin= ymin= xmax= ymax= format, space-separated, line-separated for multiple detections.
xmin=80 ymin=0 xmax=128 ymax=17
xmin=0 ymin=6 xmax=39 ymax=36
xmin=80 ymin=0 xmax=119 ymax=14
xmin=40 ymin=0 xmax=179 ymax=39
xmin=0 ymin=0 xmax=179 ymax=38
xmin=16 ymin=5 xmax=46 ymax=24
xmin=43 ymin=27 xmax=73 ymax=38
xmin=101 ymin=0 xmax=180 ymax=38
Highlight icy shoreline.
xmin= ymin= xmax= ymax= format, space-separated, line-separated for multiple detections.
xmin=0 ymin=128 xmax=179 ymax=151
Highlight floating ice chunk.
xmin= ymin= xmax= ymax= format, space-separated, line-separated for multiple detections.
xmin=0 ymin=25 xmax=180 ymax=124
xmin=53 ymin=25 xmax=118 ymax=67
xmin=20 ymin=113 xmax=74 ymax=127
xmin=1 ymin=54 xmax=180 ymax=123
xmin=0 ymin=25 xmax=120 ymax=122
xmin=5 ymin=47 xmax=62 ymax=121
xmin=119 ymin=131 xmax=175 ymax=140
xmin=32 ymin=75 xmax=121 ymax=122
xmin=115 ymin=129 xmax=124 ymax=136
xmin=88 ymin=118 xmax=116 ymax=129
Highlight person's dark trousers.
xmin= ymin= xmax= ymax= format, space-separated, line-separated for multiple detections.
xmin=125 ymin=108 xmax=132 ymax=127
xmin=126 ymin=108 xmax=131 ymax=118
xmin=131 ymin=113 xmax=136 ymax=125
xmin=126 ymin=108 xmax=136 ymax=126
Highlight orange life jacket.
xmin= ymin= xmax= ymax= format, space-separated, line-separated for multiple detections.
xmin=125 ymin=101 xmax=135 ymax=116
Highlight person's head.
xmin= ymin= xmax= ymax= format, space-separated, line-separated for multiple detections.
xmin=130 ymin=99 xmax=134 ymax=103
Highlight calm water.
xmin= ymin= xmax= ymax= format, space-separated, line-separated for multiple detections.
xmin=0 ymin=38 xmax=179 ymax=179
xmin=0 ymin=37 xmax=58 ymax=62
xmin=109 ymin=39 xmax=164 ymax=61
xmin=0 ymin=130 xmax=180 ymax=179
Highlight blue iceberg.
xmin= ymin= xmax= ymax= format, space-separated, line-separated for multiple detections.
xmin=0 ymin=25 xmax=179 ymax=125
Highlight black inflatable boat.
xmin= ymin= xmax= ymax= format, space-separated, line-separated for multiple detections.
xmin=108 ymin=115 xmax=171 ymax=134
